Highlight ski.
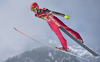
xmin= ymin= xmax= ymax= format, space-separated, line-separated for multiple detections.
xmin=48 ymin=15 xmax=99 ymax=57
xmin=13 ymin=27 xmax=91 ymax=61
xmin=59 ymin=26 xmax=99 ymax=57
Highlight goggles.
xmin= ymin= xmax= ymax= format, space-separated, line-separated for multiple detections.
xmin=31 ymin=8 xmax=36 ymax=11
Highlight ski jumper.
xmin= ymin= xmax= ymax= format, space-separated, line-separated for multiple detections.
xmin=35 ymin=8 xmax=83 ymax=50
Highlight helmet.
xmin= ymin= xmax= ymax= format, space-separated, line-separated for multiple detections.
xmin=30 ymin=2 xmax=39 ymax=10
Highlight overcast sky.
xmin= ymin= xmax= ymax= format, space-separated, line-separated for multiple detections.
xmin=0 ymin=0 xmax=100 ymax=62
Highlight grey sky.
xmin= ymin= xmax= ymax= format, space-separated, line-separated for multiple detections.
xmin=0 ymin=0 xmax=100 ymax=62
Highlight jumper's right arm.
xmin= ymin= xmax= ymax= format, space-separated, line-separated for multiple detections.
xmin=45 ymin=9 xmax=70 ymax=19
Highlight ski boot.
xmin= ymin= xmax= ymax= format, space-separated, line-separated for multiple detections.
xmin=55 ymin=47 xmax=69 ymax=51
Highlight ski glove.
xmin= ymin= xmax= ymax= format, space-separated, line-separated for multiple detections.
xmin=64 ymin=14 xmax=70 ymax=19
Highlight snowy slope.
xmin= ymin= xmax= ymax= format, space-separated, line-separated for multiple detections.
xmin=4 ymin=46 xmax=100 ymax=62
xmin=69 ymin=46 xmax=100 ymax=62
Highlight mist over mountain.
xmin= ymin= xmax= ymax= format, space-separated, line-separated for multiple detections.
xmin=4 ymin=46 xmax=100 ymax=62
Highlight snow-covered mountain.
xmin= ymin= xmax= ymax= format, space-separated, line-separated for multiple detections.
xmin=4 ymin=46 xmax=100 ymax=62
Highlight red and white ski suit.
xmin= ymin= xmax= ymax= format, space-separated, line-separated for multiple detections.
xmin=35 ymin=8 xmax=83 ymax=50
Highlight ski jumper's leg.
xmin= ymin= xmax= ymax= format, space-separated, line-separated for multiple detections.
xmin=47 ymin=19 xmax=68 ymax=50
xmin=53 ymin=16 xmax=83 ymax=41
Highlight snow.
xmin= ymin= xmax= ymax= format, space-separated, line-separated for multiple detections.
xmin=4 ymin=46 xmax=100 ymax=62
xmin=69 ymin=46 xmax=92 ymax=57
xmin=48 ymin=52 xmax=54 ymax=59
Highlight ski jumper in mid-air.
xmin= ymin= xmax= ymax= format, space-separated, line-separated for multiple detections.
xmin=30 ymin=2 xmax=83 ymax=50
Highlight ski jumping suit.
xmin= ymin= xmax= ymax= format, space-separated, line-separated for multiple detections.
xmin=35 ymin=8 xmax=83 ymax=50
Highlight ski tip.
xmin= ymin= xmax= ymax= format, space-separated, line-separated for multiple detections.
xmin=13 ymin=27 xmax=17 ymax=30
xmin=13 ymin=27 xmax=15 ymax=29
xmin=95 ymin=55 xmax=100 ymax=58
xmin=94 ymin=53 xmax=100 ymax=57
